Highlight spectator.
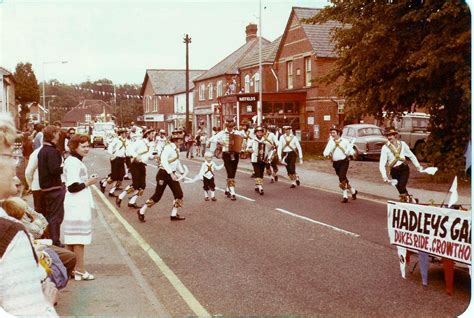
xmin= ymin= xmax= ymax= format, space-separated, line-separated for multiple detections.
xmin=33 ymin=123 xmax=45 ymax=150
xmin=64 ymin=127 xmax=76 ymax=156
xmin=195 ymin=133 xmax=202 ymax=157
xmin=186 ymin=134 xmax=195 ymax=158
xmin=22 ymin=129 xmax=34 ymax=165
xmin=63 ymin=134 xmax=98 ymax=281
xmin=0 ymin=112 xmax=58 ymax=316
xmin=26 ymin=140 xmax=45 ymax=216
xmin=53 ymin=121 xmax=67 ymax=154
xmin=38 ymin=126 xmax=65 ymax=247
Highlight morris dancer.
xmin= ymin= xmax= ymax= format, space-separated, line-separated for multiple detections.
xmin=154 ymin=129 xmax=168 ymax=161
xmin=116 ymin=129 xmax=155 ymax=208
xmin=100 ymin=128 xmax=127 ymax=196
xmin=278 ymin=125 xmax=303 ymax=188
xmin=137 ymin=130 xmax=186 ymax=222
xmin=264 ymin=124 xmax=280 ymax=183
xmin=240 ymin=121 xmax=252 ymax=160
xmin=323 ymin=125 xmax=358 ymax=203
xmin=208 ymin=118 xmax=245 ymax=200
xmin=247 ymin=126 xmax=273 ymax=195
xmin=379 ymin=127 xmax=423 ymax=202
xmin=185 ymin=151 xmax=224 ymax=201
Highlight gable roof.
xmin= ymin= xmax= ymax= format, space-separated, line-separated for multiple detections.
xmin=293 ymin=7 xmax=341 ymax=58
xmin=239 ymin=36 xmax=282 ymax=69
xmin=62 ymin=100 xmax=114 ymax=124
xmin=194 ymin=37 xmax=270 ymax=82
xmin=140 ymin=69 xmax=206 ymax=96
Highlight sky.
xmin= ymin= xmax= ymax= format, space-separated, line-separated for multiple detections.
xmin=0 ymin=0 xmax=329 ymax=85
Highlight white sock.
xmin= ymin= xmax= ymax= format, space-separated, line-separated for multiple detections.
xmin=230 ymin=186 xmax=236 ymax=195
xmin=350 ymin=187 xmax=356 ymax=194
xmin=139 ymin=205 xmax=147 ymax=215
xmin=210 ymin=190 xmax=215 ymax=198
xmin=343 ymin=190 xmax=349 ymax=198
xmin=129 ymin=195 xmax=138 ymax=204
xmin=258 ymin=185 xmax=263 ymax=191
xmin=118 ymin=191 xmax=127 ymax=200
xmin=109 ymin=187 xmax=116 ymax=194
xmin=171 ymin=207 xmax=178 ymax=217
xmin=101 ymin=179 xmax=107 ymax=187
xmin=226 ymin=186 xmax=230 ymax=193
xmin=204 ymin=191 xmax=209 ymax=198
xmin=124 ymin=184 xmax=131 ymax=192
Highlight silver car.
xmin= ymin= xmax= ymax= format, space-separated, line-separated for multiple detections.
xmin=342 ymin=124 xmax=388 ymax=160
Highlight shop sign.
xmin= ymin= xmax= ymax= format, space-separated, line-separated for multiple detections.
xmin=238 ymin=96 xmax=257 ymax=102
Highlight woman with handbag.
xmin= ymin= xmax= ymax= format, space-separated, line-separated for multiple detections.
xmin=62 ymin=134 xmax=98 ymax=281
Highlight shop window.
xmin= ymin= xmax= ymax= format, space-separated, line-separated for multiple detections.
xmin=245 ymin=104 xmax=254 ymax=113
xmin=274 ymin=102 xmax=284 ymax=114
xmin=244 ymin=74 xmax=250 ymax=93
xmin=284 ymin=102 xmax=294 ymax=113
xmin=263 ymin=101 xmax=272 ymax=114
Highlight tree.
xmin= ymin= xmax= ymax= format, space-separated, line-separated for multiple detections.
xmin=14 ymin=62 xmax=40 ymax=129
xmin=308 ymin=0 xmax=470 ymax=175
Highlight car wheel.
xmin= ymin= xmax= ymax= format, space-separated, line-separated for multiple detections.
xmin=414 ymin=141 xmax=427 ymax=162
xmin=352 ymin=147 xmax=360 ymax=161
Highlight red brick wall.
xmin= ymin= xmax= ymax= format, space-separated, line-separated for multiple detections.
xmin=239 ymin=65 xmax=277 ymax=93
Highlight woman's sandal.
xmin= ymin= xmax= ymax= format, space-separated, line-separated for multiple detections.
xmin=74 ymin=271 xmax=95 ymax=281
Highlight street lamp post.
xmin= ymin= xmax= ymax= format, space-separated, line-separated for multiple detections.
xmin=258 ymin=0 xmax=263 ymax=126
xmin=183 ymin=34 xmax=192 ymax=134
xmin=97 ymin=82 xmax=117 ymax=124
xmin=42 ymin=61 xmax=68 ymax=112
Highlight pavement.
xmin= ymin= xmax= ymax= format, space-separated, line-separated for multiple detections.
xmin=24 ymin=153 xmax=470 ymax=317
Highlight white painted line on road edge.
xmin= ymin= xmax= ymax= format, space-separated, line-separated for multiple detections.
xmin=275 ymin=208 xmax=360 ymax=238
xmin=215 ymin=187 xmax=256 ymax=202
xmin=92 ymin=185 xmax=210 ymax=317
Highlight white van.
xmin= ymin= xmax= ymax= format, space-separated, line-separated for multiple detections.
xmin=91 ymin=122 xmax=115 ymax=148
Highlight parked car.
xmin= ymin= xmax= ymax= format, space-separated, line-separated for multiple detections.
xmin=392 ymin=112 xmax=430 ymax=162
xmin=91 ymin=122 xmax=115 ymax=148
xmin=342 ymin=124 xmax=388 ymax=160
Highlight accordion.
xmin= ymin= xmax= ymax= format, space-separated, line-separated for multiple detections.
xmin=229 ymin=134 xmax=244 ymax=153
xmin=257 ymin=142 xmax=266 ymax=163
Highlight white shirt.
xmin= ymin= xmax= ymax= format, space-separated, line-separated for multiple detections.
xmin=323 ymin=137 xmax=355 ymax=161
xmin=154 ymin=136 xmax=168 ymax=155
xmin=379 ymin=140 xmax=421 ymax=180
xmin=160 ymin=143 xmax=181 ymax=175
xmin=208 ymin=128 xmax=246 ymax=152
xmin=247 ymin=136 xmax=273 ymax=163
xmin=107 ymin=136 xmax=127 ymax=158
xmin=134 ymin=139 xmax=153 ymax=163
xmin=0 ymin=208 xmax=57 ymax=317
xmin=278 ymin=134 xmax=303 ymax=159
xmin=198 ymin=160 xmax=224 ymax=180
xmin=25 ymin=146 xmax=42 ymax=191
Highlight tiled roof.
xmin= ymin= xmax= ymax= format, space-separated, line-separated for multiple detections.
xmin=194 ymin=37 xmax=270 ymax=82
xmin=239 ymin=36 xmax=282 ymax=69
xmin=0 ymin=66 xmax=12 ymax=76
xmin=62 ymin=100 xmax=114 ymax=124
xmin=293 ymin=7 xmax=341 ymax=58
xmin=143 ymin=69 xmax=206 ymax=95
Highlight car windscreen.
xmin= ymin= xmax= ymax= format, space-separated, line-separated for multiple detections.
xmin=358 ymin=127 xmax=383 ymax=137
xmin=94 ymin=124 xmax=114 ymax=132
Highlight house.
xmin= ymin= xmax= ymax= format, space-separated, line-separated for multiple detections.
xmin=140 ymin=69 xmax=206 ymax=131
xmin=273 ymin=7 xmax=344 ymax=141
xmin=0 ymin=66 xmax=18 ymax=126
xmin=28 ymin=103 xmax=49 ymax=124
xmin=193 ymin=23 xmax=270 ymax=136
xmin=62 ymin=99 xmax=114 ymax=128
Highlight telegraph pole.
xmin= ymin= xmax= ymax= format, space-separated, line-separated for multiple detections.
xmin=184 ymin=34 xmax=192 ymax=133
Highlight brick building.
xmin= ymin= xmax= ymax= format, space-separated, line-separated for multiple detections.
xmin=0 ymin=66 xmax=18 ymax=126
xmin=140 ymin=69 xmax=205 ymax=131
xmin=193 ymin=23 xmax=270 ymax=136
xmin=62 ymin=100 xmax=114 ymax=128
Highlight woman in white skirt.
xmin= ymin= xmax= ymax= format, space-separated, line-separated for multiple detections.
xmin=63 ymin=134 xmax=98 ymax=281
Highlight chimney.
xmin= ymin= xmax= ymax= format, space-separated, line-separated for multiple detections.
xmin=246 ymin=23 xmax=258 ymax=42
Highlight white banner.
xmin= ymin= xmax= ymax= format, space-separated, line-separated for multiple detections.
xmin=387 ymin=201 xmax=471 ymax=264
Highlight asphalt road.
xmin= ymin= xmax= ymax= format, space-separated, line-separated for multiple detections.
xmin=85 ymin=148 xmax=470 ymax=317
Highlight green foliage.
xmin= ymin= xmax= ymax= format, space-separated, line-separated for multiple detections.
xmin=308 ymin=0 xmax=470 ymax=175
xmin=14 ymin=62 xmax=40 ymax=104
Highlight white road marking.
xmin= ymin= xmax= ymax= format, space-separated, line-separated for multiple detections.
xmin=92 ymin=186 xmax=210 ymax=317
xmin=275 ymin=208 xmax=360 ymax=238
xmin=215 ymin=187 xmax=256 ymax=202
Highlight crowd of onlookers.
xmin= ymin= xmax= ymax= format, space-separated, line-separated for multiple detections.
xmin=1 ymin=114 xmax=96 ymax=316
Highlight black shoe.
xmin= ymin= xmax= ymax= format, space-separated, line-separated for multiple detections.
xmin=230 ymin=195 xmax=236 ymax=201
xmin=270 ymin=179 xmax=275 ymax=183
xmin=352 ymin=190 xmax=358 ymax=200
xmin=274 ymin=175 xmax=278 ymax=182
xmin=115 ymin=198 xmax=122 ymax=207
xmin=128 ymin=203 xmax=142 ymax=209
xmin=255 ymin=187 xmax=259 ymax=192
xmin=259 ymin=189 xmax=264 ymax=195
xmin=170 ymin=215 xmax=186 ymax=221
xmin=205 ymin=197 xmax=210 ymax=201
xmin=137 ymin=211 xmax=146 ymax=222
xmin=100 ymin=184 xmax=106 ymax=193
xmin=290 ymin=184 xmax=296 ymax=188
xmin=225 ymin=191 xmax=231 ymax=198
xmin=211 ymin=197 xmax=217 ymax=201
xmin=109 ymin=192 xmax=118 ymax=197
xmin=341 ymin=198 xmax=349 ymax=203
xmin=296 ymin=179 xmax=300 ymax=186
